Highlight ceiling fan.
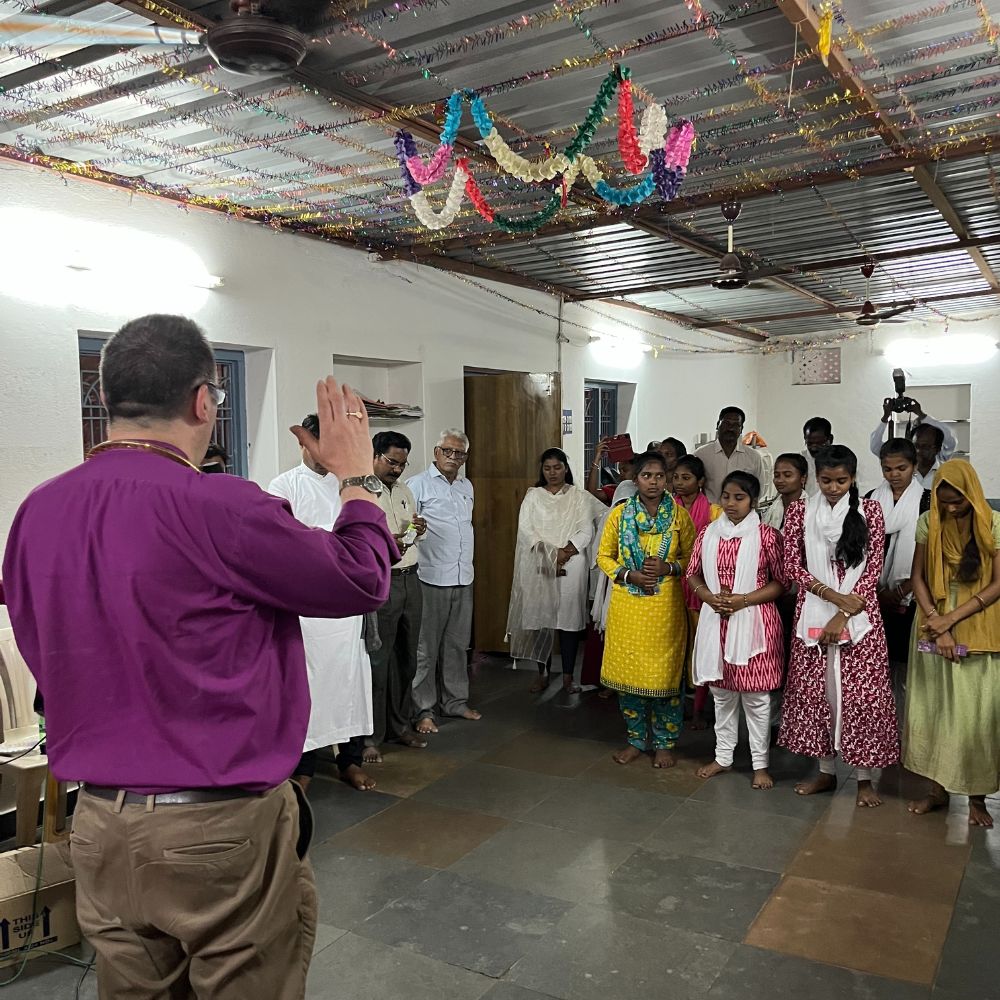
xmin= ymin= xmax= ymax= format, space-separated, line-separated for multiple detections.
xmin=0 ymin=1 xmax=330 ymax=75
xmin=844 ymin=260 xmax=917 ymax=327
xmin=710 ymin=201 xmax=771 ymax=290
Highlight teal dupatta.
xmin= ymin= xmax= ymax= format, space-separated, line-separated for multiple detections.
xmin=618 ymin=492 xmax=676 ymax=596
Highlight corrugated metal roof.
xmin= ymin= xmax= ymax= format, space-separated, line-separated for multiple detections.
xmin=0 ymin=0 xmax=998 ymax=340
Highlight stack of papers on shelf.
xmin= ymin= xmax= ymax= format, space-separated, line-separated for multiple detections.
xmin=364 ymin=400 xmax=424 ymax=419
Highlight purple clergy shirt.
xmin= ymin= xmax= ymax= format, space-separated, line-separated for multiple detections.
xmin=1 ymin=446 xmax=396 ymax=793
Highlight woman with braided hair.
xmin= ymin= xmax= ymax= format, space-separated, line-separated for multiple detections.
xmin=779 ymin=446 xmax=899 ymax=808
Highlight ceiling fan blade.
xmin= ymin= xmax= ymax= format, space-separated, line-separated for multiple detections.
xmin=873 ymin=303 xmax=916 ymax=321
xmin=0 ymin=14 xmax=202 ymax=48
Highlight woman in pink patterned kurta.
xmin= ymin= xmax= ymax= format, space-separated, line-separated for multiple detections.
xmin=687 ymin=472 xmax=786 ymax=789
xmin=779 ymin=445 xmax=899 ymax=808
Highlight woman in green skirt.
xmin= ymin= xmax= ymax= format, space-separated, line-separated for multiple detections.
xmin=907 ymin=459 xmax=1000 ymax=828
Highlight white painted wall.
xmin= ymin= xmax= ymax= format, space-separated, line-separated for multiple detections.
xmin=756 ymin=323 xmax=1000 ymax=496
xmin=0 ymin=162 xmax=759 ymax=598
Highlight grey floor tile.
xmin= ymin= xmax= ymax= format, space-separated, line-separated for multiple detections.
xmin=604 ymin=847 xmax=780 ymax=940
xmin=356 ymin=870 xmax=572 ymax=978
xmin=0 ymin=950 xmax=97 ymax=999
xmin=450 ymin=821 xmax=637 ymax=905
xmin=412 ymin=762 xmax=572 ymax=819
xmin=306 ymin=932 xmax=493 ymax=1000
xmin=305 ymin=777 xmax=401 ymax=843
xmin=688 ymin=760 xmax=837 ymax=820
xmin=509 ymin=903 xmax=735 ymax=1000
xmin=521 ymin=781 xmax=683 ymax=843
xmin=708 ymin=944 xmax=931 ymax=999
xmin=481 ymin=984 xmax=561 ymax=1000
xmin=312 ymin=923 xmax=348 ymax=956
xmin=309 ymin=845 xmax=436 ymax=926
xmin=934 ymin=860 xmax=1000 ymax=996
xmin=645 ymin=799 xmax=811 ymax=873
xmin=424 ymin=716 xmax=532 ymax=760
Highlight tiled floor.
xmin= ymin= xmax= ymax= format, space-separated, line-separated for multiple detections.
xmin=6 ymin=657 xmax=1000 ymax=999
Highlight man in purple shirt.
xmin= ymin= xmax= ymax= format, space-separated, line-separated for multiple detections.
xmin=2 ymin=315 xmax=396 ymax=1000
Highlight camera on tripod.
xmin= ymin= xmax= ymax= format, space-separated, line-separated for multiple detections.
xmin=888 ymin=368 xmax=915 ymax=414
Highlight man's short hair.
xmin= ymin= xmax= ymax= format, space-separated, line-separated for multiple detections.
xmin=373 ymin=431 xmax=412 ymax=456
xmin=435 ymin=428 xmax=470 ymax=450
xmin=718 ymin=406 xmax=746 ymax=425
xmin=100 ymin=315 xmax=215 ymax=423
xmin=203 ymin=442 xmax=229 ymax=464
xmin=301 ymin=413 xmax=320 ymax=439
xmin=803 ymin=417 xmax=832 ymax=438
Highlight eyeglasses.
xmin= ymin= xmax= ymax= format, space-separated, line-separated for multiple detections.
xmin=379 ymin=454 xmax=409 ymax=471
xmin=437 ymin=447 xmax=468 ymax=461
xmin=200 ymin=381 xmax=226 ymax=406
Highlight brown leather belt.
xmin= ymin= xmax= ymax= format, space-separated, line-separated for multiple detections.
xmin=83 ymin=784 xmax=262 ymax=806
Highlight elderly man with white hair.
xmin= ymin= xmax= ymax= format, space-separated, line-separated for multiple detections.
xmin=406 ymin=428 xmax=482 ymax=733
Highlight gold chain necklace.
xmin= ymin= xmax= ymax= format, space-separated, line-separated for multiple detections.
xmin=87 ymin=439 xmax=201 ymax=472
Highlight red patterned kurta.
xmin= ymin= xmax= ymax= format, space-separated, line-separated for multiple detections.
xmin=687 ymin=523 xmax=786 ymax=692
xmin=778 ymin=498 xmax=899 ymax=768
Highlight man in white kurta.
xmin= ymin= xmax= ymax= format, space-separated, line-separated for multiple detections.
xmin=269 ymin=422 xmax=375 ymax=792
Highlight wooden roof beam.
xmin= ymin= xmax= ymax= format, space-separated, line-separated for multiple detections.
xmin=774 ymin=0 xmax=1000 ymax=293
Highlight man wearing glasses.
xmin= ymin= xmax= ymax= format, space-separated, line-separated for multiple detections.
xmin=407 ymin=429 xmax=482 ymax=734
xmin=364 ymin=432 xmax=430 ymax=762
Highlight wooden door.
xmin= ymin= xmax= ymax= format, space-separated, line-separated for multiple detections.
xmin=464 ymin=371 xmax=562 ymax=652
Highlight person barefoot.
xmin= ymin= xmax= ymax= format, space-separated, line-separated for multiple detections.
xmin=362 ymin=746 xmax=383 ymax=765
xmin=907 ymin=782 xmax=949 ymax=816
xmin=562 ymin=673 xmax=582 ymax=694
xmin=613 ymin=745 xmax=643 ymax=766
xmin=530 ymin=671 xmax=551 ymax=694
xmin=968 ymin=795 xmax=993 ymax=828
xmin=856 ymin=779 xmax=882 ymax=807
xmin=697 ymin=760 xmax=731 ymax=780
xmin=752 ymin=768 xmax=774 ymax=790
xmin=415 ymin=716 xmax=438 ymax=735
xmin=340 ymin=763 xmax=376 ymax=791
xmin=653 ymin=749 xmax=676 ymax=769
xmin=795 ymin=773 xmax=837 ymax=796
xmin=689 ymin=712 xmax=709 ymax=731
xmin=458 ymin=708 xmax=482 ymax=721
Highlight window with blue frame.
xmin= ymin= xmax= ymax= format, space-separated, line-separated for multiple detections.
xmin=79 ymin=336 xmax=249 ymax=477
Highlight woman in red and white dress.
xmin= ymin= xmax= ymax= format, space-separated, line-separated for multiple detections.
xmin=779 ymin=445 xmax=899 ymax=808
xmin=686 ymin=472 xmax=786 ymax=790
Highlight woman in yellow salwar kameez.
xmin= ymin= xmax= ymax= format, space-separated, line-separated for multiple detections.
xmin=598 ymin=450 xmax=696 ymax=767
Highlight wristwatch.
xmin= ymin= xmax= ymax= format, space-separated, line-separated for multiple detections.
xmin=339 ymin=475 xmax=384 ymax=496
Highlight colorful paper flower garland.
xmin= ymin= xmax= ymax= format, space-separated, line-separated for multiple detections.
xmin=393 ymin=66 xmax=695 ymax=234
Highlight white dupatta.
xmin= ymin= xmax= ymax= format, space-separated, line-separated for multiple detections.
xmin=692 ymin=512 xmax=766 ymax=685
xmin=871 ymin=478 xmax=922 ymax=599
xmin=797 ymin=492 xmax=872 ymax=751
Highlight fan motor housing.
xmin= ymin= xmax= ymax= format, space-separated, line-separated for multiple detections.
xmin=205 ymin=16 xmax=307 ymax=74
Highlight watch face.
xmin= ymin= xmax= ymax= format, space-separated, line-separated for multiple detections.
xmin=363 ymin=474 xmax=384 ymax=495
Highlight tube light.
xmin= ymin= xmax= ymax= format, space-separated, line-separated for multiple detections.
xmin=885 ymin=334 xmax=997 ymax=367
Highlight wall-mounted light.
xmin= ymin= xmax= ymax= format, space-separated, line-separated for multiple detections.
xmin=885 ymin=334 xmax=997 ymax=367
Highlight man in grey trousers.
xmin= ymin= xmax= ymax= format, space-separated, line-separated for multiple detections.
xmin=406 ymin=428 xmax=482 ymax=734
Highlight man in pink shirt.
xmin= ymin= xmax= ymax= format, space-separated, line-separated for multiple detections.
xmin=2 ymin=314 xmax=396 ymax=999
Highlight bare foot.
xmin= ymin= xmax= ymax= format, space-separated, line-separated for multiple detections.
xmin=415 ymin=718 xmax=438 ymax=735
xmin=969 ymin=796 xmax=994 ymax=828
xmin=562 ymin=675 xmax=582 ymax=694
xmin=340 ymin=764 xmax=376 ymax=791
xmin=752 ymin=769 xmax=774 ymax=790
xmin=652 ymin=749 xmax=677 ymax=769
xmin=397 ymin=730 xmax=428 ymax=749
xmin=530 ymin=674 xmax=550 ymax=693
xmin=689 ymin=714 xmax=709 ymax=731
xmin=856 ymin=780 xmax=882 ymax=808
xmin=459 ymin=708 xmax=482 ymax=721
xmin=362 ymin=746 xmax=382 ymax=765
xmin=908 ymin=786 xmax=949 ymax=815
xmin=597 ymin=687 xmax=615 ymax=699
xmin=795 ymin=773 xmax=837 ymax=796
xmin=613 ymin=745 xmax=643 ymax=765
xmin=697 ymin=760 xmax=731 ymax=780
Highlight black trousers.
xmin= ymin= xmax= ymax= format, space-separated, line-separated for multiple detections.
xmin=294 ymin=735 xmax=365 ymax=778
xmin=537 ymin=629 xmax=584 ymax=675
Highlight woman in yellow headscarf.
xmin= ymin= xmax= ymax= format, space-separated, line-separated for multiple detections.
xmin=906 ymin=460 xmax=1000 ymax=828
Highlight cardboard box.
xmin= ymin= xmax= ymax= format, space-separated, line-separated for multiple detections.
xmin=0 ymin=843 xmax=78 ymax=968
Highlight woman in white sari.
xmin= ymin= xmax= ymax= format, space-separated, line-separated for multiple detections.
xmin=507 ymin=448 xmax=606 ymax=692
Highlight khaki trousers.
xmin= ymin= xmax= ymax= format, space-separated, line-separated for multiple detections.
xmin=70 ymin=782 xmax=317 ymax=1000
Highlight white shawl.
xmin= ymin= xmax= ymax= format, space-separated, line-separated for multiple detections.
xmin=871 ymin=478 xmax=922 ymax=599
xmin=797 ymin=492 xmax=872 ymax=751
xmin=692 ymin=512 xmax=766 ymax=686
